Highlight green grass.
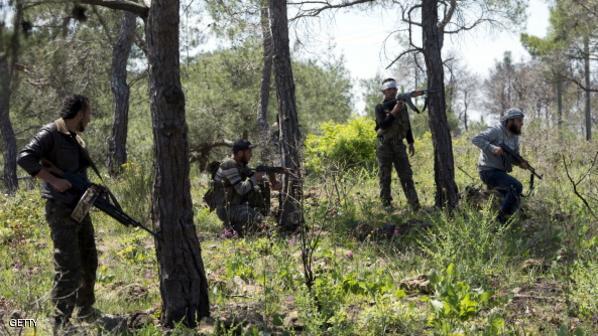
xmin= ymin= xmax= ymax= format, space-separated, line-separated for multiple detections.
xmin=1 ymin=128 xmax=596 ymax=335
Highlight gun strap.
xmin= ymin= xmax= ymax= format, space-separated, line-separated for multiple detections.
xmin=69 ymin=133 xmax=104 ymax=184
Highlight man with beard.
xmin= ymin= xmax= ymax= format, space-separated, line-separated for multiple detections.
xmin=472 ymin=108 xmax=530 ymax=223
xmin=213 ymin=139 xmax=281 ymax=235
xmin=17 ymin=95 xmax=99 ymax=334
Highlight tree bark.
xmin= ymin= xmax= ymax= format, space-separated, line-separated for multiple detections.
xmin=269 ymin=0 xmax=303 ymax=231
xmin=107 ymin=11 xmax=136 ymax=176
xmin=556 ymin=73 xmax=563 ymax=131
xmin=0 ymin=55 xmax=18 ymax=194
xmin=463 ymin=90 xmax=469 ymax=132
xmin=422 ymin=0 xmax=458 ymax=208
xmin=0 ymin=0 xmax=22 ymax=194
xmin=584 ymin=35 xmax=592 ymax=141
xmin=257 ymin=0 xmax=273 ymax=163
xmin=146 ymin=0 xmax=209 ymax=327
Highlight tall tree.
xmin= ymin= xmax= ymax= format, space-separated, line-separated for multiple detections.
xmin=257 ymin=0 xmax=273 ymax=163
xmin=78 ymin=0 xmax=210 ymax=326
xmin=0 ymin=0 xmax=22 ymax=194
xmin=269 ymin=0 xmax=303 ymax=231
xmin=420 ymin=0 xmax=458 ymax=207
xmin=549 ymin=0 xmax=596 ymax=139
xmin=107 ymin=11 xmax=136 ymax=176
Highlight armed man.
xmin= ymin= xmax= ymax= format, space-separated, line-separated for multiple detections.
xmin=472 ymin=108 xmax=531 ymax=223
xmin=208 ymin=139 xmax=282 ymax=236
xmin=375 ymin=78 xmax=423 ymax=211
xmin=17 ymin=95 xmax=100 ymax=334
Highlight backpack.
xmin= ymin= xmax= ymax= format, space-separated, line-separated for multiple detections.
xmin=203 ymin=161 xmax=225 ymax=211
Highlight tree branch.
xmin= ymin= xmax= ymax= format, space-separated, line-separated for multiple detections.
xmin=438 ymin=0 xmax=457 ymax=31
xmin=289 ymin=0 xmax=375 ymax=21
xmin=564 ymin=75 xmax=598 ymax=92
xmin=386 ymin=48 xmax=423 ymax=69
xmin=562 ymin=153 xmax=598 ymax=220
xmin=79 ymin=0 xmax=149 ymax=19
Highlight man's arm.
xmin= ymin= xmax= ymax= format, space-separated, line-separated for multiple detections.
xmin=471 ymin=127 xmax=503 ymax=156
xmin=375 ymin=104 xmax=396 ymax=130
xmin=17 ymin=128 xmax=72 ymax=192
xmin=219 ymin=166 xmax=257 ymax=196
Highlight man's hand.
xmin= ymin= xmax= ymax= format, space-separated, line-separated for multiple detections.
xmin=271 ymin=180 xmax=282 ymax=191
xmin=51 ymin=178 xmax=72 ymax=192
xmin=411 ymin=90 xmax=426 ymax=97
xmin=254 ymin=171 xmax=266 ymax=183
xmin=491 ymin=146 xmax=505 ymax=156
xmin=36 ymin=168 xmax=72 ymax=192
xmin=520 ymin=160 xmax=530 ymax=170
xmin=408 ymin=143 xmax=415 ymax=156
xmin=390 ymin=100 xmax=404 ymax=116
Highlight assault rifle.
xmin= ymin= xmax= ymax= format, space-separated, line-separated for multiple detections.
xmin=498 ymin=144 xmax=543 ymax=195
xmin=498 ymin=144 xmax=543 ymax=180
xmin=381 ymin=89 xmax=432 ymax=115
xmin=42 ymin=160 xmax=159 ymax=239
xmin=254 ymin=165 xmax=291 ymax=175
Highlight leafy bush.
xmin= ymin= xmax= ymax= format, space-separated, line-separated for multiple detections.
xmin=110 ymin=160 xmax=154 ymax=225
xmin=305 ymin=117 xmax=377 ymax=173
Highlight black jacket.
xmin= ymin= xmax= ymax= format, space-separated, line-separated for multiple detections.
xmin=17 ymin=119 xmax=90 ymax=205
xmin=374 ymin=100 xmax=415 ymax=144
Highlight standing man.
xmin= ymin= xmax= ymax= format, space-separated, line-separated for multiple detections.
xmin=472 ymin=108 xmax=530 ymax=223
xmin=375 ymin=78 xmax=422 ymax=211
xmin=17 ymin=95 xmax=99 ymax=334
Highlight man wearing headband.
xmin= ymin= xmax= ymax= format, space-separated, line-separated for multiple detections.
xmin=472 ymin=108 xmax=529 ymax=223
xmin=374 ymin=78 xmax=420 ymax=211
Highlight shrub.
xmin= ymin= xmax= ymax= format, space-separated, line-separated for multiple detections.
xmin=305 ymin=117 xmax=377 ymax=173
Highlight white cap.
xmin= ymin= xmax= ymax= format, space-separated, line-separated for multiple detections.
xmin=381 ymin=80 xmax=398 ymax=91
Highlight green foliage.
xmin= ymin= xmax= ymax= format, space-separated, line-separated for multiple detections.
xmin=109 ymin=160 xmax=154 ymax=226
xmin=426 ymin=263 xmax=493 ymax=333
xmin=569 ymin=258 xmax=598 ymax=319
xmin=305 ymin=117 xmax=377 ymax=173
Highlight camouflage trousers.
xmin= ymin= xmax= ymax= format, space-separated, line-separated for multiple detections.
xmin=45 ymin=199 xmax=98 ymax=325
xmin=216 ymin=204 xmax=264 ymax=236
xmin=376 ymin=136 xmax=420 ymax=210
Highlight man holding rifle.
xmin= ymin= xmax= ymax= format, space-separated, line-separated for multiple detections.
xmin=17 ymin=94 xmax=100 ymax=334
xmin=472 ymin=108 xmax=540 ymax=223
xmin=375 ymin=78 xmax=424 ymax=211
xmin=210 ymin=139 xmax=283 ymax=236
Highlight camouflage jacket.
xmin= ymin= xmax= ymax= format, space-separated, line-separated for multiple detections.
xmin=214 ymin=158 xmax=258 ymax=207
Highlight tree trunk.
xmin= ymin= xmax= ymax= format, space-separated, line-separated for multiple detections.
xmin=584 ymin=35 xmax=592 ymax=141
xmin=0 ymin=55 xmax=18 ymax=194
xmin=145 ymin=0 xmax=209 ymax=327
xmin=269 ymin=0 xmax=303 ymax=231
xmin=107 ymin=11 xmax=136 ymax=176
xmin=0 ymin=0 xmax=22 ymax=194
xmin=257 ymin=0 xmax=273 ymax=163
xmin=463 ymin=90 xmax=469 ymax=132
xmin=556 ymin=73 xmax=563 ymax=131
xmin=422 ymin=0 xmax=458 ymax=208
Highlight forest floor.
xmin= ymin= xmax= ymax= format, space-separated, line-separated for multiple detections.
xmin=0 ymin=129 xmax=596 ymax=335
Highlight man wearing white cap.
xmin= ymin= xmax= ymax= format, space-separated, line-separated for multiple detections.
xmin=374 ymin=78 xmax=423 ymax=211
xmin=472 ymin=108 xmax=530 ymax=223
